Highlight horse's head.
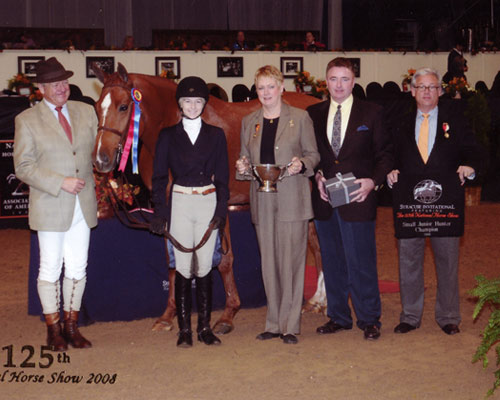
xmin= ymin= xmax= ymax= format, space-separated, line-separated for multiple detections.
xmin=92 ymin=62 xmax=135 ymax=172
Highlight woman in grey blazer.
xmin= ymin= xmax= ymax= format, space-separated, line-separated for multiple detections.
xmin=236 ymin=65 xmax=319 ymax=344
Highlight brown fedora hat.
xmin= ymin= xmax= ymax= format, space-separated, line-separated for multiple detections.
xmin=34 ymin=57 xmax=74 ymax=83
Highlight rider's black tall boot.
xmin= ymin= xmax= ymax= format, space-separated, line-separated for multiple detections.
xmin=196 ymin=271 xmax=221 ymax=345
xmin=175 ymin=271 xmax=193 ymax=348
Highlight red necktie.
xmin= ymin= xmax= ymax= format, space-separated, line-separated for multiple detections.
xmin=55 ymin=106 xmax=73 ymax=144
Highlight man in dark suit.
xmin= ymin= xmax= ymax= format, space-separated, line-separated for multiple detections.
xmin=387 ymin=67 xmax=480 ymax=335
xmin=307 ymin=57 xmax=392 ymax=340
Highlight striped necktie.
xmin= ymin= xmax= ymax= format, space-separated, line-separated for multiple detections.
xmin=331 ymin=104 xmax=341 ymax=157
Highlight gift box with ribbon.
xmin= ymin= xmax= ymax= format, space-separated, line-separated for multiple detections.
xmin=325 ymin=172 xmax=360 ymax=208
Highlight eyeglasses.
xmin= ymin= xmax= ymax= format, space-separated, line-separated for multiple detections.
xmin=414 ymin=85 xmax=440 ymax=92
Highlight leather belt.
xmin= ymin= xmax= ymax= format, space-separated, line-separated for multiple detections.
xmin=173 ymin=184 xmax=216 ymax=195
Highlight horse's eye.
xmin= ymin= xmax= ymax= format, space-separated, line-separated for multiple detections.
xmin=119 ymin=104 xmax=128 ymax=112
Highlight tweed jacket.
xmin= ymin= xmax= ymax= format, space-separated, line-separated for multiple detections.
xmin=14 ymin=100 xmax=98 ymax=231
xmin=307 ymin=98 xmax=392 ymax=222
xmin=236 ymin=103 xmax=320 ymax=223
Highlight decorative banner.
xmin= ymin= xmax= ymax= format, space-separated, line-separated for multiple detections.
xmin=0 ymin=140 xmax=29 ymax=218
xmin=392 ymin=172 xmax=465 ymax=238
xmin=117 ymin=89 xmax=142 ymax=174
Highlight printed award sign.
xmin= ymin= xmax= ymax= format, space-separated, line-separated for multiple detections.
xmin=392 ymin=173 xmax=465 ymax=238
xmin=0 ymin=140 xmax=29 ymax=218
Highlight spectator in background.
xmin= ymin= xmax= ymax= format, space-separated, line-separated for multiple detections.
xmin=302 ymin=31 xmax=326 ymax=51
xmin=201 ymin=39 xmax=212 ymax=50
xmin=489 ymin=71 xmax=500 ymax=97
xmin=233 ymin=31 xmax=249 ymax=51
xmin=121 ymin=35 xmax=135 ymax=50
xmin=13 ymin=33 xmax=37 ymax=49
xmin=443 ymin=40 xmax=467 ymax=84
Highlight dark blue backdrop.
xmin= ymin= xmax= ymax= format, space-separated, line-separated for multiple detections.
xmin=28 ymin=210 xmax=266 ymax=323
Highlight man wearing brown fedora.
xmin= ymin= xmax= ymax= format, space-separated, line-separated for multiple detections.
xmin=14 ymin=57 xmax=98 ymax=351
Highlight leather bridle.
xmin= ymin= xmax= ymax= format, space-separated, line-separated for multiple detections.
xmin=96 ymin=83 xmax=136 ymax=167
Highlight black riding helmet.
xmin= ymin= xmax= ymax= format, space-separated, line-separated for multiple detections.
xmin=175 ymin=76 xmax=209 ymax=103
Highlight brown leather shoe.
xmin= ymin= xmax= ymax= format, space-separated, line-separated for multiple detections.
xmin=63 ymin=311 xmax=92 ymax=349
xmin=316 ymin=320 xmax=352 ymax=334
xmin=44 ymin=312 xmax=67 ymax=352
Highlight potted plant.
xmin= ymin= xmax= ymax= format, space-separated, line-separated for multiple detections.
xmin=469 ymin=275 xmax=500 ymax=397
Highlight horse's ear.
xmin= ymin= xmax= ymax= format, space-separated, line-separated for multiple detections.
xmin=91 ymin=62 xmax=108 ymax=84
xmin=117 ymin=63 xmax=129 ymax=83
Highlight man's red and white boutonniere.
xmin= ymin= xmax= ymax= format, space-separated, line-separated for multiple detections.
xmin=442 ymin=122 xmax=450 ymax=139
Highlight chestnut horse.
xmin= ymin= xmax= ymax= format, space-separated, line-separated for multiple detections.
xmin=92 ymin=63 xmax=325 ymax=333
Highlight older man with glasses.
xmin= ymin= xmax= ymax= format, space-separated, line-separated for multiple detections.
xmin=387 ymin=67 xmax=480 ymax=336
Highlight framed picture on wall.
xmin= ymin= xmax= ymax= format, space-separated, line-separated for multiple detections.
xmin=346 ymin=58 xmax=361 ymax=77
xmin=86 ymin=56 xmax=115 ymax=78
xmin=280 ymin=57 xmax=303 ymax=78
xmin=217 ymin=57 xmax=243 ymax=78
xmin=18 ymin=56 xmax=45 ymax=78
xmin=155 ymin=57 xmax=181 ymax=79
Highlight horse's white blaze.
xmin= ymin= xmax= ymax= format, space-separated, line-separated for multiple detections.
xmin=96 ymin=93 xmax=112 ymax=163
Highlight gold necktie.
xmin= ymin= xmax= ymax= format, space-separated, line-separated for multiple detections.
xmin=55 ymin=106 xmax=73 ymax=144
xmin=417 ymin=113 xmax=429 ymax=163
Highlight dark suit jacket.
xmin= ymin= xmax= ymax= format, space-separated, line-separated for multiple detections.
xmin=152 ymin=121 xmax=229 ymax=226
xmin=390 ymin=100 xmax=480 ymax=178
xmin=307 ymin=98 xmax=392 ymax=222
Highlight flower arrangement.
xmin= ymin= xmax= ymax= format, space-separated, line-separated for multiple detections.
xmin=442 ymin=77 xmax=474 ymax=98
xmin=293 ymin=70 xmax=314 ymax=92
xmin=310 ymin=79 xmax=328 ymax=99
xmin=160 ymin=69 xmax=178 ymax=82
xmin=401 ymin=68 xmax=416 ymax=92
xmin=7 ymin=73 xmax=42 ymax=105
xmin=94 ymin=172 xmax=141 ymax=219
xmin=7 ymin=73 xmax=31 ymax=92
xmin=402 ymin=68 xmax=416 ymax=82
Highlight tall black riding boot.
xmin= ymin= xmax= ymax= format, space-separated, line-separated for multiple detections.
xmin=175 ymin=272 xmax=193 ymax=348
xmin=196 ymin=271 xmax=221 ymax=345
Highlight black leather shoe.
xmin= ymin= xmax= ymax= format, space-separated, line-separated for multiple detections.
xmin=281 ymin=334 xmax=298 ymax=344
xmin=197 ymin=327 xmax=221 ymax=345
xmin=256 ymin=331 xmax=281 ymax=340
xmin=177 ymin=329 xmax=193 ymax=348
xmin=316 ymin=320 xmax=352 ymax=334
xmin=363 ymin=325 xmax=381 ymax=340
xmin=441 ymin=324 xmax=460 ymax=335
xmin=394 ymin=322 xmax=417 ymax=334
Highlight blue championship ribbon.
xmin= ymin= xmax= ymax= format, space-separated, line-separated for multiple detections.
xmin=131 ymin=88 xmax=142 ymax=174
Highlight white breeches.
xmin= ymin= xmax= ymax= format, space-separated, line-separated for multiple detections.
xmin=37 ymin=197 xmax=91 ymax=283
xmin=170 ymin=186 xmax=217 ymax=279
